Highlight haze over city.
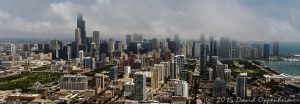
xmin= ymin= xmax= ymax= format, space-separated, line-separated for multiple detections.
xmin=0 ymin=0 xmax=300 ymax=42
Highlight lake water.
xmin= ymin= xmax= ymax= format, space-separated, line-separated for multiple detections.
xmin=264 ymin=61 xmax=300 ymax=76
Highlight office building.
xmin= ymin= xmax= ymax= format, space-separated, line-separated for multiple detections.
xmin=124 ymin=66 xmax=131 ymax=78
xmin=151 ymin=67 xmax=160 ymax=89
xmin=175 ymin=80 xmax=189 ymax=97
xmin=215 ymin=64 xmax=225 ymax=80
xmin=263 ymin=43 xmax=270 ymax=60
xmin=133 ymin=33 xmax=143 ymax=43
xmin=224 ymin=68 xmax=231 ymax=83
xmin=273 ymin=41 xmax=279 ymax=56
xmin=95 ymin=74 xmax=106 ymax=93
xmin=154 ymin=64 xmax=164 ymax=82
xmin=212 ymin=78 xmax=226 ymax=97
xmin=75 ymin=28 xmax=82 ymax=50
xmin=77 ymin=14 xmax=86 ymax=44
xmin=92 ymin=31 xmax=100 ymax=48
xmin=236 ymin=73 xmax=248 ymax=98
xmin=133 ymin=72 xmax=147 ymax=101
xmin=170 ymin=59 xmax=179 ymax=79
xmin=109 ymin=66 xmax=118 ymax=80
xmin=200 ymin=43 xmax=208 ymax=80
xmin=60 ymin=75 xmax=88 ymax=91
xmin=220 ymin=37 xmax=231 ymax=59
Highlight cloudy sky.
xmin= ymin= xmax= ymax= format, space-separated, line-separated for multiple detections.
xmin=0 ymin=0 xmax=299 ymax=42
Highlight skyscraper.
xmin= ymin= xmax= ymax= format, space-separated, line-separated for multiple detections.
xmin=224 ymin=68 xmax=231 ymax=83
xmin=174 ymin=34 xmax=180 ymax=53
xmin=263 ymin=43 xmax=270 ymax=60
xmin=215 ymin=64 xmax=225 ymax=80
xmin=124 ymin=66 xmax=131 ymax=78
xmin=231 ymin=40 xmax=240 ymax=59
xmin=209 ymin=37 xmax=217 ymax=66
xmin=77 ymin=14 xmax=86 ymax=44
xmin=133 ymin=72 xmax=147 ymax=101
xmin=92 ymin=31 xmax=100 ymax=48
xmin=273 ymin=41 xmax=279 ymax=56
xmin=212 ymin=78 xmax=226 ymax=97
xmin=220 ymin=37 xmax=231 ymax=59
xmin=126 ymin=34 xmax=132 ymax=44
xmin=211 ymin=56 xmax=219 ymax=79
xmin=151 ymin=67 xmax=160 ymax=89
xmin=95 ymin=74 xmax=106 ymax=93
xmin=133 ymin=33 xmax=143 ymax=43
xmin=192 ymin=42 xmax=201 ymax=58
xmin=170 ymin=59 xmax=179 ymax=79
xmin=174 ymin=55 xmax=186 ymax=80
xmin=200 ymin=43 xmax=208 ymax=80
xmin=60 ymin=75 xmax=88 ymax=91
xmin=75 ymin=28 xmax=82 ymax=50
xmin=109 ymin=66 xmax=118 ymax=80
xmin=200 ymin=33 xmax=205 ymax=44
xmin=154 ymin=64 xmax=165 ymax=82
xmin=160 ymin=61 xmax=170 ymax=79
xmin=175 ymin=80 xmax=189 ymax=97
xmin=236 ymin=73 xmax=247 ymax=98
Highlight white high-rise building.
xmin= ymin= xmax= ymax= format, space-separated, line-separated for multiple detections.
xmin=7 ymin=44 xmax=16 ymax=55
xmin=224 ymin=68 xmax=231 ymax=83
xmin=208 ymin=67 xmax=213 ymax=81
xmin=154 ymin=64 xmax=164 ymax=82
xmin=175 ymin=80 xmax=189 ymax=97
xmin=124 ymin=66 xmax=131 ymax=78
xmin=95 ymin=74 xmax=106 ymax=93
xmin=133 ymin=72 xmax=147 ymax=101
xmin=75 ymin=28 xmax=82 ymax=47
xmin=78 ymin=50 xmax=84 ymax=60
xmin=160 ymin=61 xmax=170 ymax=79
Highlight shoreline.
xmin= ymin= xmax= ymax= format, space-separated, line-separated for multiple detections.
xmin=262 ymin=60 xmax=300 ymax=77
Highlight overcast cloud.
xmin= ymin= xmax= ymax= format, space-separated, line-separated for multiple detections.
xmin=0 ymin=0 xmax=299 ymax=42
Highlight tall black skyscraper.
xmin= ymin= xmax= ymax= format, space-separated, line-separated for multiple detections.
xmin=263 ymin=43 xmax=270 ymax=60
xmin=209 ymin=38 xmax=217 ymax=66
xmin=273 ymin=41 xmax=279 ymax=56
xmin=77 ymin=14 xmax=86 ymax=44
xmin=200 ymin=43 xmax=208 ymax=80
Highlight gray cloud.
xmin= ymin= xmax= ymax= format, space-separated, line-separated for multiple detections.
xmin=0 ymin=0 xmax=299 ymax=42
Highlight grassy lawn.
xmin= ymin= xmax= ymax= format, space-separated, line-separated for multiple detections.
xmin=232 ymin=68 xmax=257 ymax=74
xmin=0 ymin=72 xmax=61 ymax=90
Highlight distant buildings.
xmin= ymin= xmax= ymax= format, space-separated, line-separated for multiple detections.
xmin=60 ymin=75 xmax=88 ymax=91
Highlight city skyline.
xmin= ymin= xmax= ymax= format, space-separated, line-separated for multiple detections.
xmin=0 ymin=0 xmax=300 ymax=42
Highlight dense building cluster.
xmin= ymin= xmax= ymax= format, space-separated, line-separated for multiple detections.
xmin=1 ymin=14 xmax=296 ymax=104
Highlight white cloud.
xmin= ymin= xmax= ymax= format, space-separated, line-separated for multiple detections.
xmin=0 ymin=0 xmax=299 ymax=42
